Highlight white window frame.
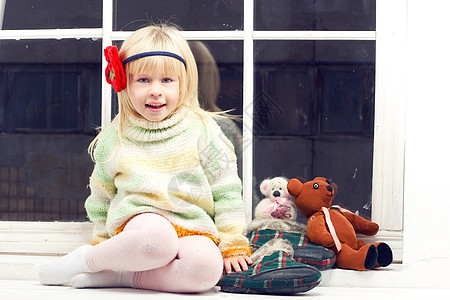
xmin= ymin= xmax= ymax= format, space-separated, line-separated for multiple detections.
xmin=0 ymin=0 xmax=405 ymax=264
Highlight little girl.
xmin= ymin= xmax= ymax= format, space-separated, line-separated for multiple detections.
xmin=39 ymin=23 xmax=252 ymax=293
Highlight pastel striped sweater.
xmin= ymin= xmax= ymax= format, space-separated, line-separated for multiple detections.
xmin=85 ymin=107 xmax=251 ymax=258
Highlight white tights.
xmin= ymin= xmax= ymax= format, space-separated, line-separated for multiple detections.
xmin=39 ymin=213 xmax=224 ymax=293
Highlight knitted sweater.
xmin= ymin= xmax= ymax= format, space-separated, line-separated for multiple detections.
xmin=85 ymin=107 xmax=251 ymax=258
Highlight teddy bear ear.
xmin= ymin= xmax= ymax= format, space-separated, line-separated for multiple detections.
xmin=287 ymin=178 xmax=303 ymax=197
xmin=260 ymin=178 xmax=271 ymax=195
xmin=314 ymin=177 xmax=327 ymax=182
xmin=330 ymin=182 xmax=339 ymax=194
xmin=325 ymin=178 xmax=339 ymax=194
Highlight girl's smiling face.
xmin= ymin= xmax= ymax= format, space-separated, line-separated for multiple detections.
xmin=128 ymin=70 xmax=180 ymax=122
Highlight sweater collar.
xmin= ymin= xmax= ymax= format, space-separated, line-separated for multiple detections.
xmin=123 ymin=106 xmax=192 ymax=142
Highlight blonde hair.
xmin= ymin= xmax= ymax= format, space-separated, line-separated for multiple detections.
xmin=88 ymin=24 xmax=226 ymax=159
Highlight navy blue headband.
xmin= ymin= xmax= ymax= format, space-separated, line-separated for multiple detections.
xmin=122 ymin=51 xmax=187 ymax=68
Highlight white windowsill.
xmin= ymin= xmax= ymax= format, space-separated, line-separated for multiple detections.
xmin=1 ymin=221 xmax=407 ymax=288
xmin=0 ymin=222 xmax=446 ymax=290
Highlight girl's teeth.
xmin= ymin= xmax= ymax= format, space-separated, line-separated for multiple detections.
xmin=147 ymin=104 xmax=165 ymax=108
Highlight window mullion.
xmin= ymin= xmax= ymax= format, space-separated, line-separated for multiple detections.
xmin=0 ymin=28 xmax=103 ymax=39
xmin=110 ymin=30 xmax=245 ymax=42
xmin=0 ymin=0 xmax=6 ymax=30
xmin=253 ymin=30 xmax=375 ymax=40
xmin=372 ymin=0 xmax=407 ymax=231
xmin=242 ymin=0 xmax=254 ymax=223
xmin=101 ymin=0 xmax=113 ymax=129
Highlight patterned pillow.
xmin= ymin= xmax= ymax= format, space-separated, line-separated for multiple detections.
xmin=248 ymin=229 xmax=336 ymax=270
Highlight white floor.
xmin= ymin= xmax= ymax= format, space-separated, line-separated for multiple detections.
xmin=1 ymin=280 xmax=450 ymax=300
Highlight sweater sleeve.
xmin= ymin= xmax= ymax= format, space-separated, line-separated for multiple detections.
xmin=199 ymin=117 xmax=251 ymax=258
xmin=84 ymin=126 xmax=119 ymax=244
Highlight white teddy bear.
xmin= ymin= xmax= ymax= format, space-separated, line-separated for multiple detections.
xmin=254 ymin=177 xmax=297 ymax=220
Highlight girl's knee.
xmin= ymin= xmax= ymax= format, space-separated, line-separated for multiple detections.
xmin=124 ymin=214 xmax=179 ymax=268
xmin=134 ymin=236 xmax=223 ymax=292
xmin=179 ymin=236 xmax=223 ymax=286
xmin=139 ymin=231 xmax=178 ymax=265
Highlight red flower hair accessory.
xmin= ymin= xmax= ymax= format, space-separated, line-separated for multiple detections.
xmin=104 ymin=46 xmax=127 ymax=92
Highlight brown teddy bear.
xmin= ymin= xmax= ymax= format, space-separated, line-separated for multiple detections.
xmin=287 ymin=177 xmax=393 ymax=271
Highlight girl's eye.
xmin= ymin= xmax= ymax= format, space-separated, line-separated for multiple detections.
xmin=138 ymin=78 xmax=149 ymax=83
xmin=162 ymin=78 xmax=172 ymax=83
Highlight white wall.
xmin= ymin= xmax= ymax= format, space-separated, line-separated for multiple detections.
xmin=403 ymin=0 xmax=450 ymax=287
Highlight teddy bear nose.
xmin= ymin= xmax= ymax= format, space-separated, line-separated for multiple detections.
xmin=273 ymin=190 xmax=281 ymax=197
xmin=326 ymin=185 xmax=333 ymax=192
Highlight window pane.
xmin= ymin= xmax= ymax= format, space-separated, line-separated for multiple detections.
xmin=113 ymin=0 xmax=243 ymax=31
xmin=2 ymin=0 xmax=102 ymax=29
xmin=192 ymin=40 xmax=244 ymax=178
xmin=255 ymin=0 xmax=375 ymax=31
xmin=0 ymin=39 xmax=102 ymax=221
xmin=253 ymin=40 xmax=375 ymax=221
xmin=192 ymin=40 xmax=243 ymax=116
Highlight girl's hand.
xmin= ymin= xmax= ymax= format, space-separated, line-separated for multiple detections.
xmin=223 ymin=255 xmax=253 ymax=274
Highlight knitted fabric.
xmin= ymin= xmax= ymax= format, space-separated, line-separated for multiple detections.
xmin=85 ymin=106 xmax=251 ymax=258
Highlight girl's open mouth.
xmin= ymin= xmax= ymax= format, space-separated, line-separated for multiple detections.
xmin=146 ymin=103 xmax=166 ymax=109
xmin=145 ymin=103 xmax=166 ymax=112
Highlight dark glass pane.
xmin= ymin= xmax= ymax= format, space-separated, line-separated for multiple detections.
xmin=192 ymin=40 xmax=244 ymax=178
xmin=2 ymin=0 xmax=102 ymax=29
xmin=193 ymin=40 xmax=243 ymax=116
xmin=9 ymin=71 xmax=80 ymax=130
xmin=0 ymin=39 xmax=102 ymax=221
xmin=253 ymin=40 xmax=375 ymax=221
xmin=255 ymin=0 xmax=376 ymax=31
xmin=113 ymin=0 xmax=244 ymax=31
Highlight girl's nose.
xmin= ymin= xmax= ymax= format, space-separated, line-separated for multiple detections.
xmin=149 ymin=83 xmax=162 ymax=97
